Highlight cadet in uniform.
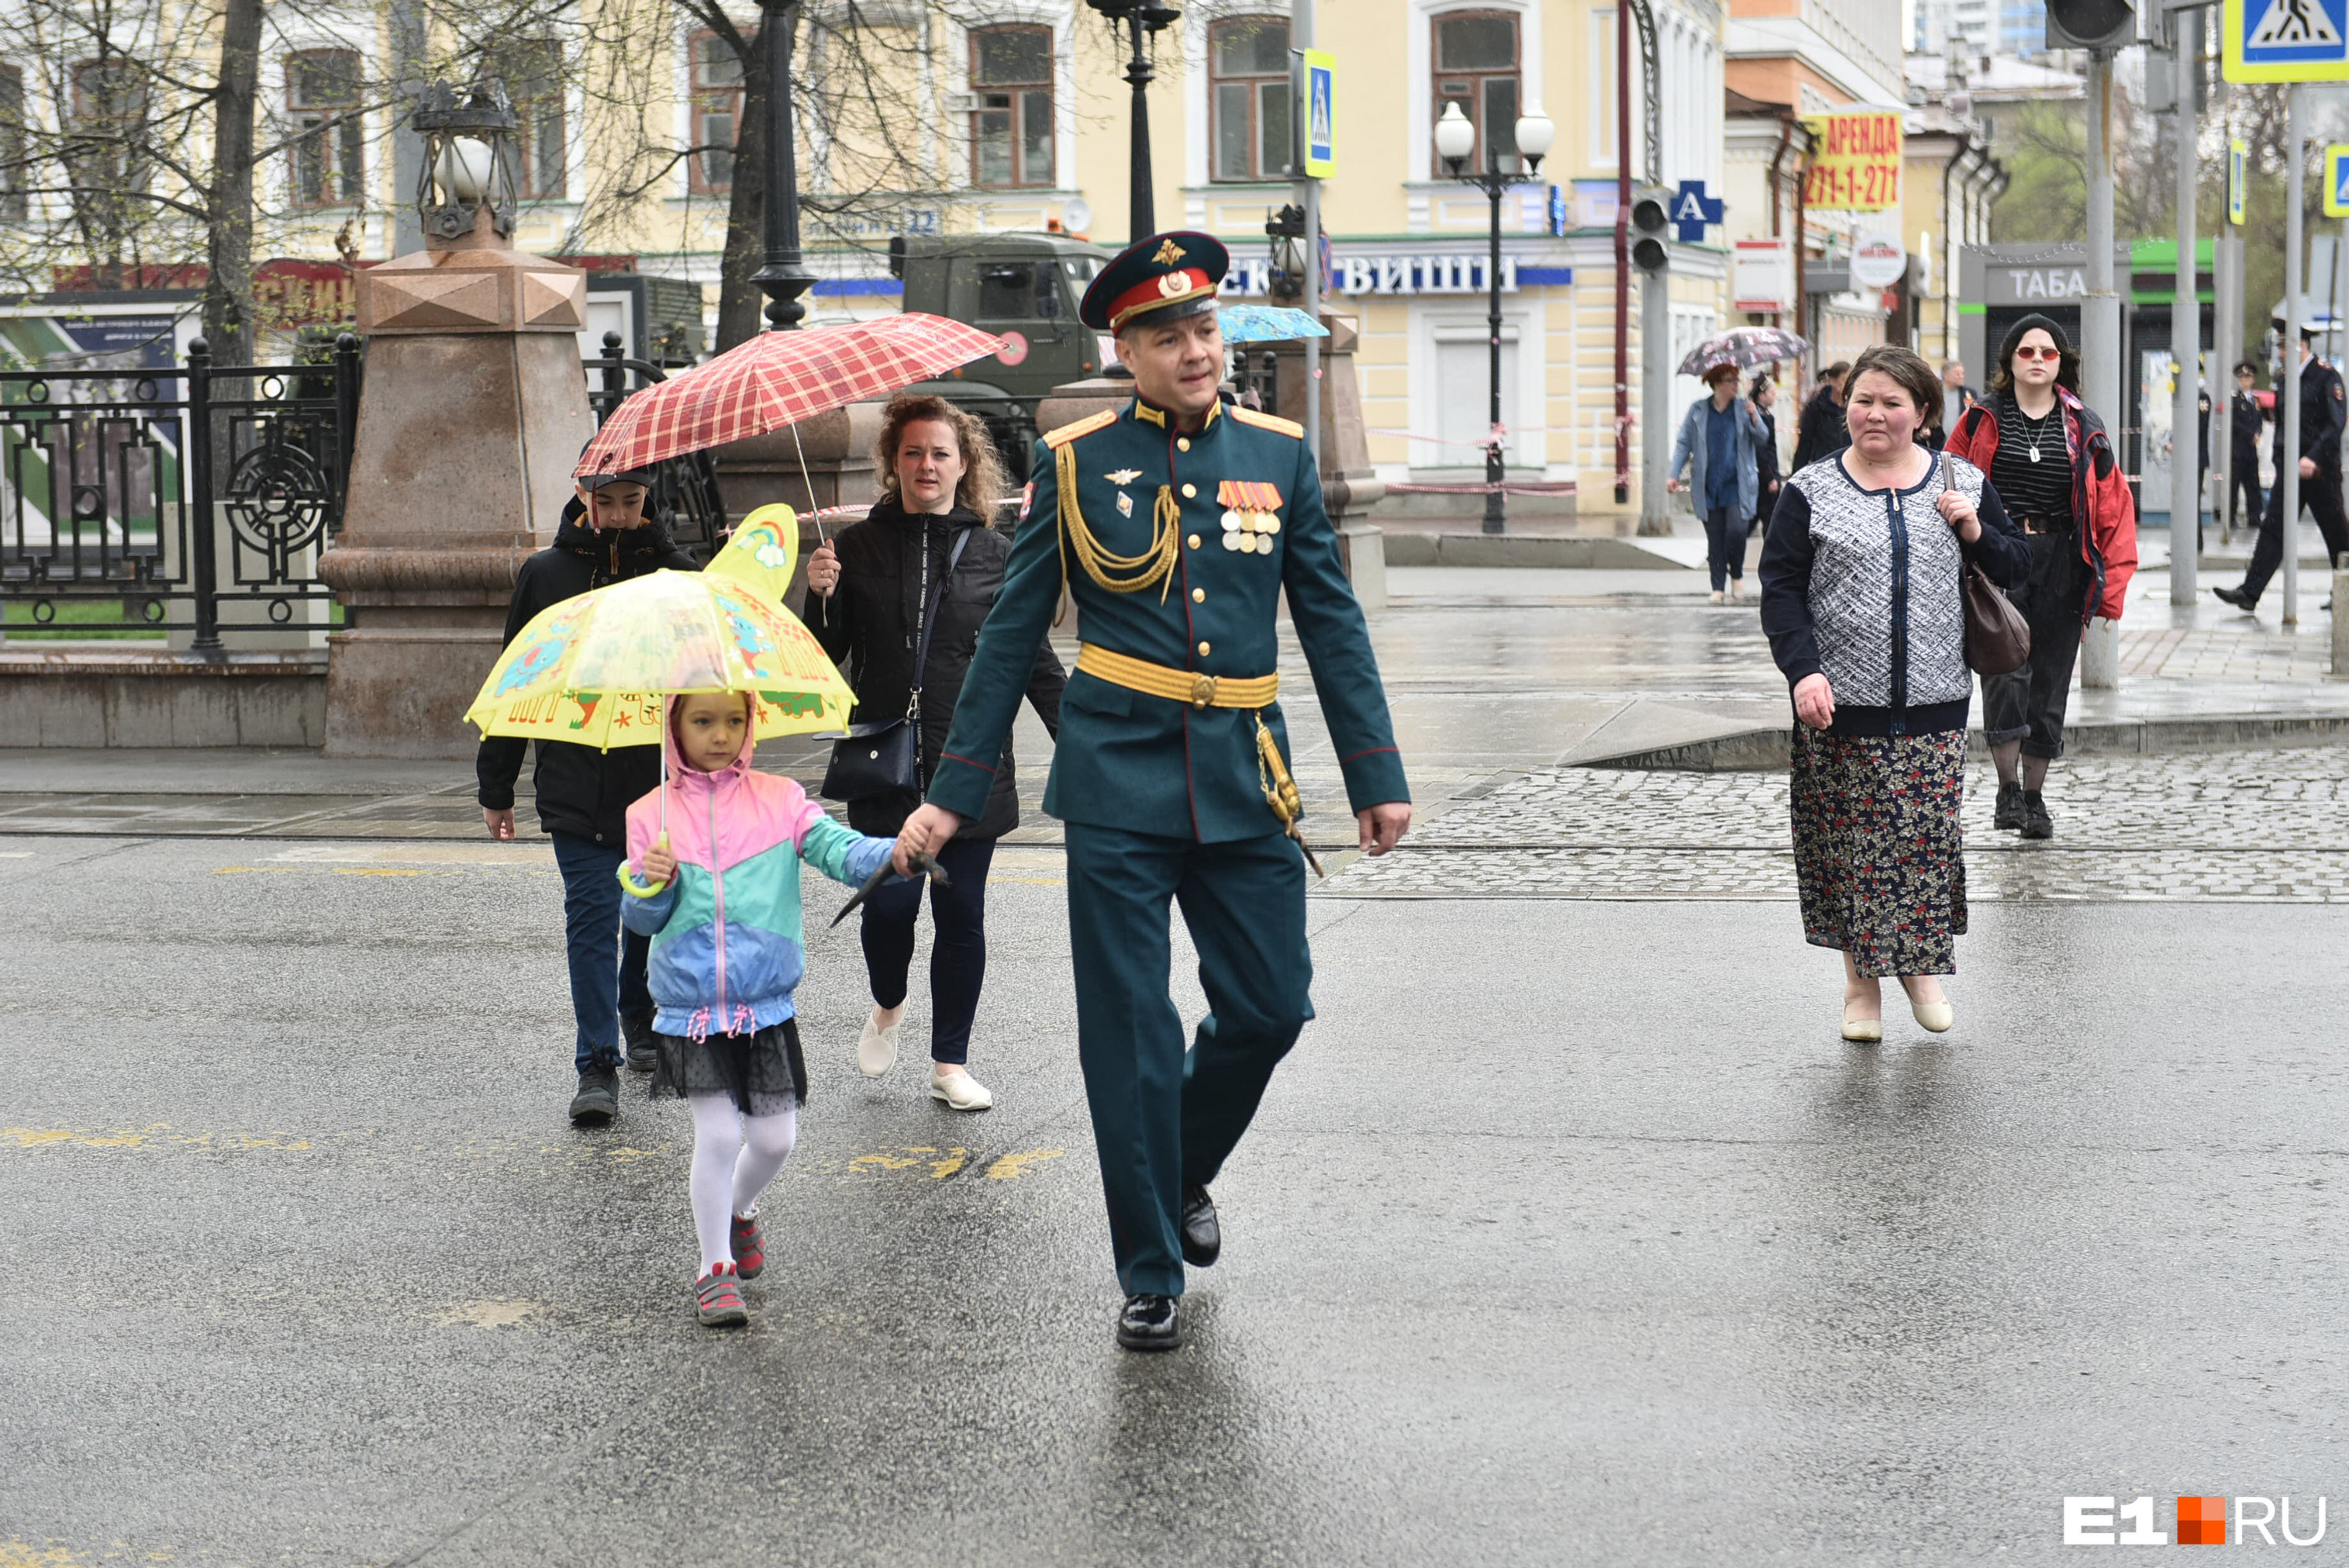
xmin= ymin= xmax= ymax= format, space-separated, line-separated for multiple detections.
xmin=2217 ymin=326 xmax=2349 ymax=611
xmin=892 ymin=232 xmax=1412 ymax=1351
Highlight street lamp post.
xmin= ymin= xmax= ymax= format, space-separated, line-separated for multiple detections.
xmin=1437 ymin=99 xmax=1551 ymax=534
xmin=754 ymin=0 xmax=817 ymax=331
xmin=1086 ymin=0 xmax=1181 ymax=244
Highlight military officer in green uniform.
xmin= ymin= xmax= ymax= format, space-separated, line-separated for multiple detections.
xmin=892 ymin=231 xmax=1412 ymax=1351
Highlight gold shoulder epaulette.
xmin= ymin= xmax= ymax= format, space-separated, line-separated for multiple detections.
xmin=1230 ymin=406 xmax=1305 ymax=439
xmin=1044 ymin=410 xmax=1118 ymax=449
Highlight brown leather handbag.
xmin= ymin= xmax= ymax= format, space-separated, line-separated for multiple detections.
xmin=1963 ymin=561 xmax=2032 ymax=675
xmin=1939 ymin=452 xmax=2032 ymax=675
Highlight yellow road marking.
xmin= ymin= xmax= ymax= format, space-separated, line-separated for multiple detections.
xmin=0 ymin=1542 xmax=107 ymax=1567
xmin=986 ymin=1148 xmax=1065 ymax=1181
xmin=433 ymin=1299 xmax=543 ymax=1329
xmin=3 ymin=1124 xmax=310 ymax=1152
xmin=333 ymin=867 xmax=424 ymax=877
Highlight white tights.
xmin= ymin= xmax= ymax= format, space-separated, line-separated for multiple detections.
xmin=687 ymin=1092 xmax=798 ymax=1276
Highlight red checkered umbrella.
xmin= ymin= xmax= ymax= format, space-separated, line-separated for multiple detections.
xmin=573 ymin=314 xmax=1009 ymax=478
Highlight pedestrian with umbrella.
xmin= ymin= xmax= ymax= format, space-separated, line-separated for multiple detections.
xmin=469 ymin=569 xmax=896 ymax=1326
xmin=477 ymin=462 xmax=699 ymax=1126
xmin=1667 ymin=362 xmax=1771 ymax=602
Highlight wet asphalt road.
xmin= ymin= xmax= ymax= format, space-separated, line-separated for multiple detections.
xmin=5 ymin=832 xmax=2347 ymax=1565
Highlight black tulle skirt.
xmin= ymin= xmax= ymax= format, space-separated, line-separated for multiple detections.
xmin=649 ymin=1018 xmax=807 ymax=1115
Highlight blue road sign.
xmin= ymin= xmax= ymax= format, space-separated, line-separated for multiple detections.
xmin=1670 ymin=180 xmax=1726 ymax=243
xmin=2227 ymin=0 xmax=2349 ymax=81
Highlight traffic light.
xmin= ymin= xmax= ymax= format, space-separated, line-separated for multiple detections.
xmin=1630 ymin=189 xmax=1670 ymax=275
xmin=2046 ymin=0 xmax=2134 ymax=51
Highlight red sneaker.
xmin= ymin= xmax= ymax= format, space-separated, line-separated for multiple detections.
xmin=695 ymin=1263 xmax=747 ymax=1327
xmin=730 ymin=1212 xmax=766 ymax=1281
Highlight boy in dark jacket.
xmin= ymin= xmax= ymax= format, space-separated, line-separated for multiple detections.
xmin=478 ymin=467 xmax=700 ymax=1125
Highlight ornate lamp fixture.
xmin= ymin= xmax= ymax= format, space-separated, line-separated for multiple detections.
xmin=412 ymin=81 xmax=519 ymax=245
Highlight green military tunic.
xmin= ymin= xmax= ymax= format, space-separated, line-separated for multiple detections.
xmin=927 ymin=392 xmax=1409 ymax=1298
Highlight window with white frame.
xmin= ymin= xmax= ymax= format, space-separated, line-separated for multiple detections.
xmin=970 ymin=26 xmax=1054 ymax=188
xmin=0 ymin=67 xmax=25 ymax=219
xmin=691 ymin=32 xmax=742 ymax=193
xmin=70 ymin=56 xmax=150 ymax=196
xmin=492 ymin=38 xmax=566 ymax=199
xmin=1586 ymin=9 xmax=1616 ymax=169
xmin=1210 ymin=16 xmax=1291 ymax=182
xmin=1432 ymin=11 xmax=1521 ymax=174
xmin=289 ymin=50 xmax=363 ymax=207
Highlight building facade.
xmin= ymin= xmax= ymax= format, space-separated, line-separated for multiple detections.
xmin=0 ymin=0 xmax=1986 ymax=521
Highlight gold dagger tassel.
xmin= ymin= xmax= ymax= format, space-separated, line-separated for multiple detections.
xmin=1254 ymin=713 xmax=1323 ymax=878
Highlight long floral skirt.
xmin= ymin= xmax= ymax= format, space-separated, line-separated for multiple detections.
xmin=1789 ymin=726 xmax=1968 ymax=978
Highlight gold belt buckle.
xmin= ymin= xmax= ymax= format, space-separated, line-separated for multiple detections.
xmin=1189 ymin=673 xmax=1218 ymax=708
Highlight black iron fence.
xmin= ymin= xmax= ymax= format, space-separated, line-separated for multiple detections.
xmin=0 ymin=336 xmax=360 ymax=651
xmin=0 ymin=330 xmax=728 ymax=651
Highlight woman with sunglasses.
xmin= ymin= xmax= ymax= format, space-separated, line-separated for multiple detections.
xmin=1941 ymin=314 xmax=2138 ymax=840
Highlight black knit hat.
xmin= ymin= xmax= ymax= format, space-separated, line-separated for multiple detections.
xmin=1994 ymin=313 xmax=2080 ymax=395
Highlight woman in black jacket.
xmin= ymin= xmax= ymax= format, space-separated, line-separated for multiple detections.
xmin=1749 ymin=372 xmax=1782 ymax=536
xmin=1789 ymin=361 xmax=1851 ymax=471
xmin=803 ymin=395 xmax=1065 ymax=1111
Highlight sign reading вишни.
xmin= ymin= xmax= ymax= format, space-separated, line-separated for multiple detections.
xmin=1800 ymin=111 xmax=1903 ymax=212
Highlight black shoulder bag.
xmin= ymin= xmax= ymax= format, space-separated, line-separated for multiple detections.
xmin=821 ymin=524 xmax=972 ymax=801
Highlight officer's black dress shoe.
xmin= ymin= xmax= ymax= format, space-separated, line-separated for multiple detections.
xmin=2213 ymin=584 xmax=2257 ymax=611
xmin=1179 ymin=1184 xmax=1221 ymax=1267
xmin=1993 ymin=780 xmax=2025 ymax=831
xmin=1117 ymin=1293 xmax=1183 ymax=1351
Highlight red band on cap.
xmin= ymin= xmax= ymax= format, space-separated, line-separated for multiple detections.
xmin=1109 ymin=268 xmax=1213 ymax=330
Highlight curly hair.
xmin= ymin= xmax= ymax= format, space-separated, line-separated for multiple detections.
xmin=1844 ymin=344 xmax=1945 ymax=433
xmin=870 ymin=393 xmax=1008 ymax=523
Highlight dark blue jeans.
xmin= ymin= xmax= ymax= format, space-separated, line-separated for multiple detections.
xmin=859 ymin=834 xmax=996 ymax=1065
xmin=1702 ymin=504 xmax=1747 ymax=592
xmin=550 ymin=831 xmax=653 ymax=1072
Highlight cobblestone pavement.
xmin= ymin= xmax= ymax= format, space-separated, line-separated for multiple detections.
xmin=1319 ymin=748 xmax=2349 ymax=902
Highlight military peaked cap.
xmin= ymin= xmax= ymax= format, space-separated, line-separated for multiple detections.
xmin=1080 ymin=231 xmax=1231 ymax=333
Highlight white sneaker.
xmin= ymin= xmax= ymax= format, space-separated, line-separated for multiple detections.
xmin=1709 ymin=589 xmax=1726 ymax=604
xmin=930 ymin=1066 xmax=994 ymax=1111
xmin=857 ymin=1011 xmax=900 ymax=1077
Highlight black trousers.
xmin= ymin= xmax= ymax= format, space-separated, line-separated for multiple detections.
xmin=2228 ymin=460 xmax=2263 ymax=535
xmin=1981 ymin=531 xmax=2090 ymax=761
xmin=859 ymin=834 xmax=996 ymax=1065
xmin=2241 ymin=464 xmax=2349 ymax=603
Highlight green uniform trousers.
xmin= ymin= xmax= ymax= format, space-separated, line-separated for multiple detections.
xmin=1064 ymin=820 xmax=1314 ymax=1298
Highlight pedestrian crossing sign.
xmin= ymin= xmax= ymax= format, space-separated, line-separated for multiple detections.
xmin=2227 ymin=0 xmax=2349 ymax=81
xmin=2326 ymin=145 xmax=2349 ymax=215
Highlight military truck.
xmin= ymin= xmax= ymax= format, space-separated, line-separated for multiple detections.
xmin=888 ymin=232 xmax=1117 ymax=483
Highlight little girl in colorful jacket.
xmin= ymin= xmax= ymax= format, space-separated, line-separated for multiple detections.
xmin=622 ymin=690 xmax=896 ymax=1328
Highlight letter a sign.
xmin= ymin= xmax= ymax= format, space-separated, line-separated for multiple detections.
xmin=2226 ymin=0 xmax=2349 ymax=81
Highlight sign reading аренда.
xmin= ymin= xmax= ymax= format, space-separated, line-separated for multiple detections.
xmin=1800 ymin=110 xmax=1903 ymax=212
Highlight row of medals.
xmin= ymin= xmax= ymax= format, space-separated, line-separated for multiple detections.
xmin=1222 ymin=507 xmax=1280 ymax=553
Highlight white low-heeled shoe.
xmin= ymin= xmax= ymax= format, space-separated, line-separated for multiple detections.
xmin=1842 ymin=1004 xmax=1882 ymax=1042
xmin=930 ymin=1066 xmax=994 ymax=1111
xmin=857 ymin=1011 xmax=900 ymax=1077
xmin=1912 ymin=999 xmax=1954 ymax=1033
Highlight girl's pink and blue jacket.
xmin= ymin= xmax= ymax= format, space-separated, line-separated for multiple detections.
xmin=620 ymin=718 xmax=893 ymax=1041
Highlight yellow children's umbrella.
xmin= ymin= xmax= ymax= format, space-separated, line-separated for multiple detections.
xmin=700 ymin=503 xmax=803 ymax=607
xmin=464 ymin=568 xmax=853 ymax=748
